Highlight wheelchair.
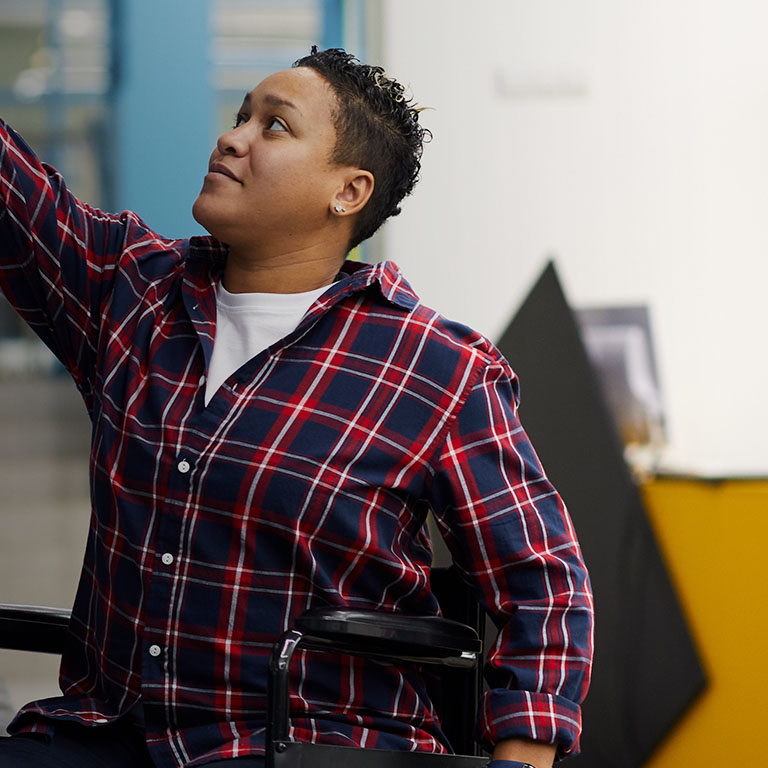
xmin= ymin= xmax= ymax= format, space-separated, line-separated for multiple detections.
xmin=0 ymin=566 xmax=488 ymax=768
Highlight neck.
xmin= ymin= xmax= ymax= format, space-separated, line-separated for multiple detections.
xmin=223 ymin=241 xmax=346 ymax=294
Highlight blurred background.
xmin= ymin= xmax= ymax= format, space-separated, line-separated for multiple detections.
xmin=1 ymin=0 xmax=767 ymax=765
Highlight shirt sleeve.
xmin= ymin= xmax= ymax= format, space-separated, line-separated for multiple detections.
xmin=427 ymin=350 xmax=594 ymax=758
xmin=0 ymin=117 xmax=142 ymax=405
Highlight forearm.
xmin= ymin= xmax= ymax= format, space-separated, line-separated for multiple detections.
xmin=1 ymin=116 xmax=134 ymax=385
xmin=492 ymin=738 xmax=556 ymax=767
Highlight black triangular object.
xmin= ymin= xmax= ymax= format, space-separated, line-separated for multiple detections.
xmin=496 ymin=262 xmax=706 ymax=766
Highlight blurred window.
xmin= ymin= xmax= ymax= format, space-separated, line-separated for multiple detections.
xmin=211 ymin=0 xmax=322 ymax=137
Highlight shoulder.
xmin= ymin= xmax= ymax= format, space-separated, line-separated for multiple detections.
xmin=347 ymin=260 xmax=515 ymax=390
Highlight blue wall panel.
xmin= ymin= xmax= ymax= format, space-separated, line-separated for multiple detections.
xmin=321 ymin=0 xmax=344 ymax=50
xmin=112 ymin=0 xmax=211 ymax=237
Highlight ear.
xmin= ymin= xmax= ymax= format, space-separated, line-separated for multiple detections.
xmin=330 ymin=169 xmax=374 ymax=217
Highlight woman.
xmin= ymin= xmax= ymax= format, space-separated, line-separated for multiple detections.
xmin=0 ymin=47 xmax=592 ymax=768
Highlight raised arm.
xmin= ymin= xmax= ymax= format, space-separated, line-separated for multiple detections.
xmin=427 ymin=352 xmax=594 ymax=761
xmin=0 ymin=118 xmax=150 ymax=404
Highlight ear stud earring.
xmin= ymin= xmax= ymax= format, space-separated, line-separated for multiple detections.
xmin=334 ymin=204 xmax=345 ymax=213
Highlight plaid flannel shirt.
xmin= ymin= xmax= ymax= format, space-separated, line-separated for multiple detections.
xmin=1 ymin=119 xmax=593 ymax=766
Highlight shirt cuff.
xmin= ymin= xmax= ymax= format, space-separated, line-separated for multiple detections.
xmin=476 ymin=688 xmax=583 ymax=758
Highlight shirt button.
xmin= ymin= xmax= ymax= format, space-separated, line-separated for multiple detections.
xmin=199 ymin=375 xmax=206 ymax=386
xmin=161 ymin=553 xmax=174 ymax=566
xmin=148 ymin=644 xmax=162 ymax=657
xmin=94 ymin=718 xmax=108 ymax=724
xmin=177 ymin=459 xmax=190 ymax=474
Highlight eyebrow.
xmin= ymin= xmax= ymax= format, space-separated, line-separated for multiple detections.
xmin=243 ymin=91 xmax=302 ymax=115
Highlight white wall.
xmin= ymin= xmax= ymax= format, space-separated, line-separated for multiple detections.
xmin=379 ymin=0 xmax=768 ymax=476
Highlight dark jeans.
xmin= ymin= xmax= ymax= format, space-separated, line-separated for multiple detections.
xmin=0 ymin=719 xmax=265 ymax=767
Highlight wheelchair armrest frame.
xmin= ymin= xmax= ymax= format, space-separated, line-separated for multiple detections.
xmin=266 ymin=607 xmax=482 ymax=766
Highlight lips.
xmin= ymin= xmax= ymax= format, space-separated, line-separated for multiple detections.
xmin=208 ymin=162 xmax=241 ymax=183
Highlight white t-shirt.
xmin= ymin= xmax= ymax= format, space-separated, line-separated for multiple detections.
xmin=205 ymin=281 xmax=329 ymax=405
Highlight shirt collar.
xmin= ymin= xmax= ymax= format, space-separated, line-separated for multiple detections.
xmin=335 ymin=259 xmax=419 ymax=311
xmin=186 ymin=237 xmax=420 ymax=313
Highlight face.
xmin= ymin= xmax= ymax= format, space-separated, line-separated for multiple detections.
xmin=192 ymin=67 xmax=344 ymax=252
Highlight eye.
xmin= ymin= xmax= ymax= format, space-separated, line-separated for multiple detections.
xmin=232 ymin=112 xmax=248 ymax=129
xmin=267 ymin=117 xmax=288 ymax=132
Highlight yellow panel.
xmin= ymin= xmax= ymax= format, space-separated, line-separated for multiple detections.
xmin=640 ymin=479 xmax=768 ymax=766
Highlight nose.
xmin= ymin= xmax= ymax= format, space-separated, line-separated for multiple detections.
xmin=216 ymin=125 xmax=248 ymax=156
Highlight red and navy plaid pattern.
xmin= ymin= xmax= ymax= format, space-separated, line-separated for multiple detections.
xmin=1 ymin=119 xmax=593 ymax=766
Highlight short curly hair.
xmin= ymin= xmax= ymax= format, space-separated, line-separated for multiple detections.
xmin=293 ymin=46 xmax=430 ymax=251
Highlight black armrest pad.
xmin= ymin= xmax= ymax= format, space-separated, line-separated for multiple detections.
xmin=296 ymin=608 xmax=481 ymax=666
xmin=0 ymin=603 xmax=71 ymax=654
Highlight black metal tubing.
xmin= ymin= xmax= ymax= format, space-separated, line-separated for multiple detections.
xmin=271 ymin=742 xmax=488 ymax=767
xmin=266 ymin=629 xmax=303 ymax=757
xmin=0 ymin=604 xmax=71 ymax=655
